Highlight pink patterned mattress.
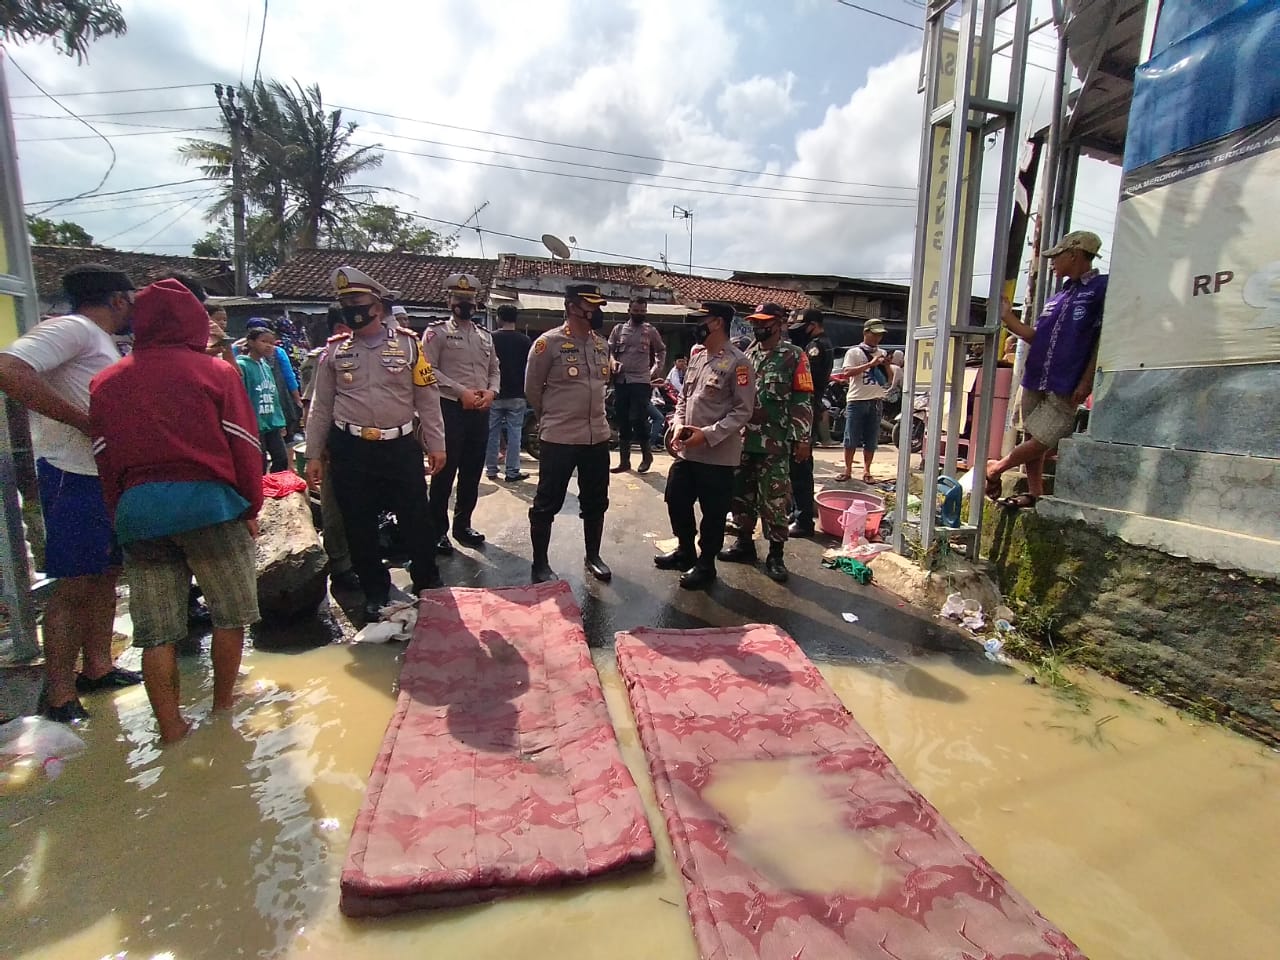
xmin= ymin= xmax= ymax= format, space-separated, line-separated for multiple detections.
xmin=340 ymin=582 xmax=655 ymax=917
xmin=615 ymin=625 xmax=1085 ymax=960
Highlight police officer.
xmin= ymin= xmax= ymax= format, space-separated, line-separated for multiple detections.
xmin=607 ymin=294 xmax=666 ymax=474
xmin=304 ymin=266 xmax=447 ymax=621
xmin=719 ymin=302 xmax=813 ymax=583
xmin=655 ymin=302 xmax=755 ymax=589
xmin=788 ymin=308 xmax=834 ymax=536
xmin=422 ymin=273 xmax=499 ymax=554
xmin=525 ymin=284 xmax=613 ymax=584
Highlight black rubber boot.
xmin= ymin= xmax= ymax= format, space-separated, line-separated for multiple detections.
xmin=610 ymin=448 xmax=632 ymax=474
xmin=764 ymin=541 xmax=789 ymax=583
xmin=718 ymin=536 xmax=758 ymax=564
xmin=654 ymin=540 xmax=695 ymax=570
xmin=530 ymin=520 xmax=558 ymax=583
xmin=637 ymin=437 xmax=654 ymax=474
xmin=679 ymin=563 xmax=716 ymax=590
xmin=583 ymin=516 xmax=612 ymax=582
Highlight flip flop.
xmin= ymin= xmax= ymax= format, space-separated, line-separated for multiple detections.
xmin=76 ymin=667 xmax=144 ymax=693
xmin=996 ymin=493 xmax=1038 ymax=510
xmin=832 ymin=472 xmax=852 ymax=482
xmin=861 ymin=473 xmax=874 ymax=483
xmin=984 ymin=460 xmax=1003 ymax=501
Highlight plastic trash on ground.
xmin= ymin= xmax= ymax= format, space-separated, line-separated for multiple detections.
xmin=352 ymin=600 xmax=419 ymax=643
xmin=0 ymin=717 xmax=87 ymax=780
xmin=841 ymin=612 xmax=859 ymax=623
xmin=983 ymin=638 xmax=1012 ymax=665
xmin=940 ymin=592 xmax=966 ymax=619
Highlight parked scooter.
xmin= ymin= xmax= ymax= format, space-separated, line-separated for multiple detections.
xmin=824 ymin=372 xmax=925 ymax=453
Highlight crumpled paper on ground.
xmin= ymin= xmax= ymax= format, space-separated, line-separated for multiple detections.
xmin=352 ymin=600 xmax=418 ymax=643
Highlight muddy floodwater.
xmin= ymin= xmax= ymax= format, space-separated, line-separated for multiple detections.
xmin=3 ymin=637 xmax=1276 ymax=960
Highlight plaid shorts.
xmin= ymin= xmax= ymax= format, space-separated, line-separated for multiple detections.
xmin=124 ymin=520 xmax=259 ymax=648
xmin=1022 ymin=389 xmax=1078 ymax=448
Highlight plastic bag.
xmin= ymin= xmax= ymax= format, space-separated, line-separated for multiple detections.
xmin=0 ymin=717 xmax=87 ymax=780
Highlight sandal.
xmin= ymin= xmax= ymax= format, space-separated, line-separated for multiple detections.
xmin=861 ymin=472 xmax=874 ymax=483
xmin=76 ymin=667 xmax=144 ymax=693
xmin=832 ymin=472 xmax=852 ymax=482
xmin=996 ymin=493 xmax=1038 ymax=510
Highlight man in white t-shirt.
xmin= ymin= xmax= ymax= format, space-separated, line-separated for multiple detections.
xmin=0 ymin=264 xmax=142 ymax=722
xmin=836 ymin=318 xmax=891 ymax=483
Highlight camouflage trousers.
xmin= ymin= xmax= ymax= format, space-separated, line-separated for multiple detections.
xmin=730 ymin=450 xmax=792 ymax=543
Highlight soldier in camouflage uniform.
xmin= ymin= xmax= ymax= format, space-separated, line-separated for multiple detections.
xmin=719 ymin=302 xmax=813 ymax=582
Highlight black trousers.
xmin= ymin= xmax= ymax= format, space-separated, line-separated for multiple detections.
xmin=665 ymin=458 xmax=735 ymax=566
xmin=327 ymin=428 xmax=436 ymax=600
xmin=429 ymin=399 xmax=489 ymax=534
xmin=261 ymin=428 xmax=288 ymax=474
xmin=789 ymin=396 xmax=822 ymax=525
xmin=613 ymin=382 xmax=652 ymax=454
xmin=530 ymin=440 xmax=610 ymax=525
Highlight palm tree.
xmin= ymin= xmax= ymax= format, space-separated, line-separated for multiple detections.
xmin=272 ymin=81 xmax=382 ymax=249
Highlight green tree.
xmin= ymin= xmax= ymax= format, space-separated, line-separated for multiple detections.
xmin=26 ymin=214 xmax=94 ymax=246
xmin=333 ymin=204 xmax=456 ymax=255
xmin=1 ymin=0 xmax=126 ymax=61
xmin=191 ymin=214 xmax=282 ymax=284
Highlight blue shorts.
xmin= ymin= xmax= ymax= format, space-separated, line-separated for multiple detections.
xmin=36 ymin=460 xmax=121 ymax=578
xmin=843 ymin=399 xmax=881 ymax=453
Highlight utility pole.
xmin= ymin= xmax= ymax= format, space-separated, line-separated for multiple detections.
xmin=673 ymin=205 xmax=693 ymax=274
xmin=216 ymin=84 xmax=249 ymax=296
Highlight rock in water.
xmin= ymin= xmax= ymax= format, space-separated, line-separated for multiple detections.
xmin=255 ymin=492 xmax=328 ymax=621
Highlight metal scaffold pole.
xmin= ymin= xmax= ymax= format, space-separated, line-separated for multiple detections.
xmin=893 ymin=0 xmax=1033 ymax=563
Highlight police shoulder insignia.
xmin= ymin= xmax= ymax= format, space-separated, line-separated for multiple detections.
xmin=396 ymin=325 xmax=416 ymax=337
xmin=326 ymin=332 xmax=346 ymax=343
xmin=736 ymin=364 xmax=750 ymax=386
xmin=534 ymin=337 xmax=548 ymax=355
xmin=413 ymin=354 xmax=437 ymax=387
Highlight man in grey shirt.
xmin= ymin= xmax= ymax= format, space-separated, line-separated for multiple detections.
xmin=654 ymin=302 xmax=756 ymax=589
xmin=607 ymin=295 xmax=666 ymax=474
xmin=524 ymin=284 xmax=613 ymax=584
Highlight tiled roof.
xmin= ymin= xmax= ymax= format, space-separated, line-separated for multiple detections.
xmin=494 ymin=255 xmax=810 ymax=311
xmin=260 ymin=249 xmax=498 ymax=306
xmin=31 ymin=245 xmax=235 ymax=301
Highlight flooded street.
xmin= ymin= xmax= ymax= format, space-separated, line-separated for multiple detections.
xmin=3 ymin=466 xmax=1277 ymax=959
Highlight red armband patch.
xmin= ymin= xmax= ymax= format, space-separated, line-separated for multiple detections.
xmin=792 ymin=353 xmax=814 ymax=393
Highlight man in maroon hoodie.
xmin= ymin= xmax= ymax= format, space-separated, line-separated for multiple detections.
xmin=90 ymin=279 xmax=264 ymax=743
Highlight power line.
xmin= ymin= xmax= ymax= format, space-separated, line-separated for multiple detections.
xmin=13 ymin=105 xmax=215 ymax=119
xmin=8 ymin=55 xmax=118 ymax=216
xmin=833 ymin=0 xmax=920 ymax=30
xmin=252 ymin=0 xmax=270 ymax=87
xmin=18 ymin=127 xmax=216 ymax=143
xmin=96 ymin=190 xmax=219 ymax=244
xmin=133 ymin=194 xmax=213 ymax=248
xmin=24 ymin=178 xmax=209 ymax=206
xmin=8 ymin=82 xmax=216 ymax=99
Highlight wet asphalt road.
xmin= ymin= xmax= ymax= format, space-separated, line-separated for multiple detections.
xmin=254 ymin=449 xmax=983 ymax=675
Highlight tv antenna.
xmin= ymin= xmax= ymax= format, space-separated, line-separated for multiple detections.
xmin=672 ymin=205 xmax=693 ymax=274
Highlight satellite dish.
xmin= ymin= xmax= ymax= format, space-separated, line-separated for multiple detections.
xmin=542 ymin=233 xmax=572 ymax=260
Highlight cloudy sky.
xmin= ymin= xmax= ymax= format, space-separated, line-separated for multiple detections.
xmin=7 ymin=0 xmax=1121 ymax=288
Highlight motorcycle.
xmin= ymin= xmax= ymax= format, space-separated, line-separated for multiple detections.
xmin=892 ymin=391 xmax=928 ymax=454
xmin=824 ymin=372 xmax=926 ymax=454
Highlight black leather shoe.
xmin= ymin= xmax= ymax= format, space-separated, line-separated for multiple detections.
xmin=503 ymin=472 xmax=529 ymax=482
xmin=585 ymin=555 xmax=612 ymax=582
xmin=531 ymin=561 xmax=559 ymax=584
xmin=653 ymin=548 xmax=694 ymax=571
xmin=609 ymin=461 xmax=632 ymax=474
xmin=764 ymin=548 xmax=789 ymax=583
xmin=679 ymin=565 xmax=716 ymax=590
xmin=330 ymin=569 xmax=362 ymax=591
xmin=453 ymin=527 xmax=486 ymax=547
xmin=718 ymin=538 xmax=758 ymax=564
xmin=637 ymin=452 xmax=653 ymax=474
xmin=76 ymin=667 xmax=143 ymax=693
xmin=435 ymin=534 xmax=455 ymax=556
xmin=362 ymin=600 xmax=388 ymax=622
xmin=788 ymin=520 xmax=816 ymax=538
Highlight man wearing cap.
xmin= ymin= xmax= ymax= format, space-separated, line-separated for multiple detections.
xmin=837 ymin=318 xmax=891 ymax=483
xmin=421 ymin=273 xmax=499 ymax=553
xmin=304 ymin=265 xmax=447 ymax=622
xmin=607 ymin=295 xmax=667 ymax=474
xmin=655 ymin=302 xmax=755 ymax=589
xmin=0 ymin=264 xmax=143 ymax=721
xmin=787 ymin=308 xmax=834 ymax=536
xmin=524 ymin=284 xmax=613 ymax=583
xmin=719 ymin=303 xmax=813 ymax=583
xmin=985 ymin=230 xmax=1108 ymax=508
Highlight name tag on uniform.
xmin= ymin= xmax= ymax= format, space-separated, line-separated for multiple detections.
xmin=560 ymin=342 xmax=576 ymax=351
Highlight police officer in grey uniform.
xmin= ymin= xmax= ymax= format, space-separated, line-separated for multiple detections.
xmin=422 ymin=273 xmax=499 ymax=554
xmin=524 ymin=284 xmax=613 ymax=584
xmin=304 ymin=266 xmax=447 ymax=621
xmin=655 ymin=302 xmax=756 ymax=589
xmin=607 ymin=294 xmax=666 ymax=474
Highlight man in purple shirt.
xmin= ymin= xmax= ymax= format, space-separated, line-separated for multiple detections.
xmin=985 ymin=231 xmax=1108 ymax=508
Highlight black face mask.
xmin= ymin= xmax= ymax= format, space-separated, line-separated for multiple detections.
xmin=788 ymin=323 xmax=812 ymax=347
xmin=342 ymin=304 xmax=377 ymax=329
xmin=752 ymin=323 xmax=777 ymax=343
xmin=590 ymin=307 xmax=605 ymax=331
xmin=693 ymin=321 xmax=712 ymax=344
xmin=452 ymin=302 xmax=475 ymax=320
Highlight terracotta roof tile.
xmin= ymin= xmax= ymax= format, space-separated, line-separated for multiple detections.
xmin=494 ymin=255 xmax=809 ymax=311
xmin=31 ymin=245 xmax=235 ymax=301
xmin=260 ymin=249 xmax=498 ymax=306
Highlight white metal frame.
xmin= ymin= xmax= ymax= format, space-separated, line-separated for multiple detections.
xmin=894 ymin=0 xmax=1033 ymax=560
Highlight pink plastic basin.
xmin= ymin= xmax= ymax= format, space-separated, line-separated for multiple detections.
xmin=815 ymin=490 xmax=886 ymax=539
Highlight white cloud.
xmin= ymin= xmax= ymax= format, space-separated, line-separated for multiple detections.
xmin=716 ymin=73 xmax=799 ymax=133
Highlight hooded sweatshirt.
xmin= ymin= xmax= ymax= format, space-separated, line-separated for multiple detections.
xmin=90 ymin=279 xmax=264 ymax=539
